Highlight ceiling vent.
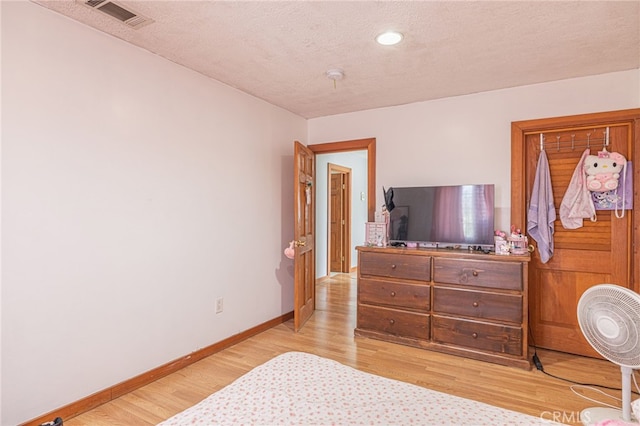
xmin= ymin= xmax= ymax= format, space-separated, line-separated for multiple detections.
xmin=81 ymin=0 xmax=154 ymax=29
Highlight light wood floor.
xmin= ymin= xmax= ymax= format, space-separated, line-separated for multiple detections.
xmin=66 ymin=272 xmax=630 ymax=425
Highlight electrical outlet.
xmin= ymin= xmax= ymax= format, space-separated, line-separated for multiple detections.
xmin=215 ymin=297 xmax=224 ymax=314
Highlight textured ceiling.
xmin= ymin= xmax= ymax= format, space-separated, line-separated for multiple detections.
xmin=32 ymin=1 xmax=640 ymax=119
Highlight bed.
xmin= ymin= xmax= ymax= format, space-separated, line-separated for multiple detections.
xmin=158 ymin=351 xmax=556 ymax=425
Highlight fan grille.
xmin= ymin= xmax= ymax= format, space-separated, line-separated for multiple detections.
xmin=577 ymin=284 xmax=640 ymax=368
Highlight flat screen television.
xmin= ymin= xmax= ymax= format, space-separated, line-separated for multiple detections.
xmin=385 ymin=184 xmax=495 ymax=248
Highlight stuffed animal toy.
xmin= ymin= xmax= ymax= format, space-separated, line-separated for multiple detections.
xmin=583 ymin=150 xmax=626 ymax=192
xmin=284 ymin=241 xmax=295 ymax=259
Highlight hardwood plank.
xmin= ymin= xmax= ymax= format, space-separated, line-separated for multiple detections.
xmin=47 ymin=273 xmax=630 ymax=426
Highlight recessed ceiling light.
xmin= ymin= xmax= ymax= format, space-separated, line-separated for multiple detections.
xmin=376 ymin=31 xmax=403 ymax=46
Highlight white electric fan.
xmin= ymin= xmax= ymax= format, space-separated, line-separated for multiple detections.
xmin=577 ymin=284 xmax=640 ymax=425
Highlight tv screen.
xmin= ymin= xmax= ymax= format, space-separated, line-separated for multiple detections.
xmin=386 ymin=184 xmax=495 ymax=247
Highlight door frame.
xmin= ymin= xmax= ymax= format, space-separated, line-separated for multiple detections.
xmin=328 ymin=163 xmax=352 ymax=273
xmin=309 ymin=137 xmax=376 ymax=277
xmin=309 ymin=137 xmax=376 ymax=223
xmin=293 ymin=137 xmax=375 ymax=331
xmin=511 ymin=108 xmax=640 ymax=292
xmin=511 ymin=109 xmax=640 ymax=355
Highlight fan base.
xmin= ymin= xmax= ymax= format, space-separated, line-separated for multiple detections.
xmin=580 ymin=407 xmax=636 ymax=425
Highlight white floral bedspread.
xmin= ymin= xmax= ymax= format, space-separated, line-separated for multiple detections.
xmin=158 ymin=351 xmax=557 ymax=425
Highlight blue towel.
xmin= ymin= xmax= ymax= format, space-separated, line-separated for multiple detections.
xmin=527 ymin=150 xmax=556 ymax=263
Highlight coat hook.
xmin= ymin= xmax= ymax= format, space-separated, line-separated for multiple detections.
xmin=540 ymin=133 xmax=544 ymax=151
xmin=556 ymin=135 xmax=560 ymax=151
xmin=605 ymin=127 xmax=610 ymax=147
xmin=571 ymin=134 xmax=575 ymax=150
xmin=586 ymin=132 xmax=591 ymax=149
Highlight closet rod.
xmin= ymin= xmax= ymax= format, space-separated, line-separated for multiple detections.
xmin=525 ymin=123 xmax=618 ymax=136
xmin=538 ymin=126 xmax=610 ymax=151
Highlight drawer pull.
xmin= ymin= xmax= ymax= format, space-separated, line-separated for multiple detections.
xmin=389 ymin=319 xmax=395 ymax=325
xmin=460 ymin=268 xmax=483 ymax=283
xmin=391 ymin=264 xmax=397 ymax=269
xmin=472 ymin=302 xmax=479 ymax=307
xmin=472 ymin=332 xmax=478 ymax=339
xmin=390 ymin=291 xmax=396 ymax=297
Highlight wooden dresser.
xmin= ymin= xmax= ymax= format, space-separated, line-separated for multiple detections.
xmin=355 ymin=246 xmax=531 ymax=369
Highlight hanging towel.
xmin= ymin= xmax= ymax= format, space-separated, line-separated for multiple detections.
xmin=559 ymin=148 xmax=596 ymax=229
xmin=527 ymin=150 xmax=556 ymax=263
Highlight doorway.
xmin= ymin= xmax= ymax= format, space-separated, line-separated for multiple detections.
xmin=329 ymin=163 xmax=351 ymax=273
xmin=308 ymin=138 xmax=376 ymax=280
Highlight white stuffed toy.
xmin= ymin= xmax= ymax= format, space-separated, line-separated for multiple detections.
xmin=584 ymin=150 xmax=626 ymax=192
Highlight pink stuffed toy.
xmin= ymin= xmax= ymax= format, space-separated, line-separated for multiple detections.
xmin=284 ymin=241 xmax=295 ymax=259
xmin=584 ymin=151 xmax=626 ymax=192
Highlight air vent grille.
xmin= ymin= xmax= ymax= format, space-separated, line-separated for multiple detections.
xmin=81 ymin=0 xmax=154 ymax=29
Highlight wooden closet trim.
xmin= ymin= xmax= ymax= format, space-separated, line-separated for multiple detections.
xmin=308 ymin=137 xmax=376 ymax=222
xmin=511 ymin=108 xmax=640 ymax=292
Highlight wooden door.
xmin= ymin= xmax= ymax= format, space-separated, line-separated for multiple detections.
xmin=511 ymin=109 xmax=640 ymax=357
xmin=330 ymin=173 xmax=344 ymax=272
xmin=294 ymin=141 xmax=316 ymax=331
xmin=329 ymin=164 xmax=351 ymax=273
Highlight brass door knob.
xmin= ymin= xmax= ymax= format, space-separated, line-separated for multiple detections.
xmin=294 ymin=240 xmax=306 ymax=247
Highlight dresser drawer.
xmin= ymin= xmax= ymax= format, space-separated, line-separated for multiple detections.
xmin=358 ymin=305 xmax=430 ymax=340
xmin=359 ymin=278 xmax=430 ymax=312
xmin=433 ymin=286 xmax=522 ymax=323
xmin=360 ymin=252 xmax=431 ymax=281
xmin=433 ymin=258 xmax=522 ymax=290
xmin=432 ymin=315 xmax=522 ymax=356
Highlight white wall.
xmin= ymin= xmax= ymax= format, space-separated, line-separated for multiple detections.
xmin=1 ymin=2 xmax=306 ymax=424
xmin=3 ymin=2 xmax=640 ymax=424
xmin=315 ymin=151 xmax=368 ymax=277
xmin=308 ymin=70 xmax=640 ymax=233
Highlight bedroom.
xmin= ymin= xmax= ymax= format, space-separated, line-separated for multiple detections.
xmin=2 ymin=1 xmax=640 ymax=425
